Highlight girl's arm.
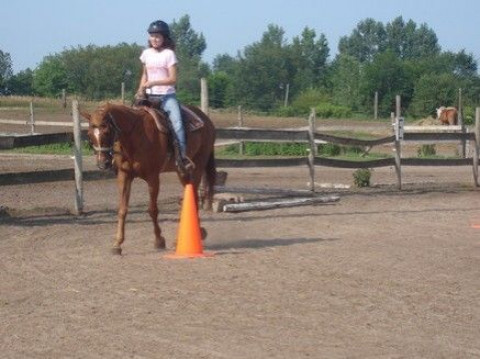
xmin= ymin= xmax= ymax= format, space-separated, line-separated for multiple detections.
xmin=136 ymin=66 xmax=148 ymax=94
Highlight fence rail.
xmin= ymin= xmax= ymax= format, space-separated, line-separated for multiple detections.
xmin=2 ymin=106 xmax=480 ymax=192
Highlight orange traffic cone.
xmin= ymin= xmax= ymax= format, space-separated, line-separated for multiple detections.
xmin=165 ymin=183 xmax=214 ymax=259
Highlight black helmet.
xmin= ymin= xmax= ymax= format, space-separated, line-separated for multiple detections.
xmin=148 ymin=20 xmax=170 ymax=37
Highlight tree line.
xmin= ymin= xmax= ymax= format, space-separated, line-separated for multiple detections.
xmin=1 ymin=15 xmax=479 ymax=120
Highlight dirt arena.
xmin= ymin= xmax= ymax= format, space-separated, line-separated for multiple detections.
xmin=1 ymin=151 xmax=479 ymax=358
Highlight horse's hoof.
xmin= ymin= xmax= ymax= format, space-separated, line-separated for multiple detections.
xmin=111 ymin=247 xmax=122 ymax=255
xmin=201 ymin=227 xmax=208 ymax=240
xmin=154 ymin=241 xmax=166 ymax=250
xmin=154 ymin=236 xmax=166 ymax=250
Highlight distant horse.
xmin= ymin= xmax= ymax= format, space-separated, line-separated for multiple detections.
xmin=436 ymin=106 xmax=458 ymax=125
xmin=80 ymin=103 xmax=216 ymax=255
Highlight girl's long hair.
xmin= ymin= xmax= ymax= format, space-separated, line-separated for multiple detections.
xmin=148 ymin=35 xmax=176 ymax=51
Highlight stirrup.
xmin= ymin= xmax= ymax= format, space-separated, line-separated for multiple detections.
xmin=182 ymin=156 xmax=195 ymax=172
xmin=176 ymin=156 xmax=195 ymax=177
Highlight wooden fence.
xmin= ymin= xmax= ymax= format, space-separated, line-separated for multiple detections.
xmin=1 ymin=103 xmax=480 ymax=213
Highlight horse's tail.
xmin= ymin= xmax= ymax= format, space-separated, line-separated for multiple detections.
xmin=201 ymin=150 xmax=217 ymax=211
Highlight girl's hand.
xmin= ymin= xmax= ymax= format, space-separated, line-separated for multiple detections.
xmin=135 ymin=87 xmax=147 ymax=99
xmin=144 ymin=81 xmax=156 ymax=88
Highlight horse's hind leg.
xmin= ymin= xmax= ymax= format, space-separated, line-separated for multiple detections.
xmin=187 ymin=166 xmax=209 ymax=240
xmin=201 ymin=151 xmax=216 ymax=211
xmin=147 ymin=176 xmax=166 ymax=250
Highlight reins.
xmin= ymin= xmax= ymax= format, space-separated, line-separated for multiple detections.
xmin=92 ymin=108 xmax=143 ymax=155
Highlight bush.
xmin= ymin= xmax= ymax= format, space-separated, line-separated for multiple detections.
xmin=286 ymin=88 xmax=353 ymax=118
xmin=463 ymin=106 xmax=475 ymax=126
xmin=319 ymin=143 xmax=341 ymax=156
xmin=417 ymin=144 xmax=436 ymax=157
xmin=315 ymin=103 xmax=352 ymax=118
xmin=275 ymin=106 xmax=298 ymax=117
xmin=353 ymin=168 xmax=372 ymax=187
xmin=291 ymin=88 xmax=330 ymax=115
xmin=218 ymin=142 xmax=309 ymax=157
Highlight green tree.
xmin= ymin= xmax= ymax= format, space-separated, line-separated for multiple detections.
xmin=212 ymin=54 xmax=237 ymax=75
xmin=361 ymin=50 xmax=414 ymax=116
xmin=0 ymin=50 xmax=13 ymax=93
xmin=211 ymin=54 xmax=239 ymax=107
xmin=385 ymin=17 xmax=440 ymax=59
xmin=234 ymin=24 xmax=290 ymax=111
xmin=289 ymin=27 xmax=329 ymax=90
xmin=338 ymin=18 xmax=386 ymax=63
xmin=329 ymin=54 xmax=363 ymax=111
xmin=170 ymin=15 xmax=208 ymax=103
xmin=34 ymin=43 xmax=143 ymax=99
xmin=33 ymin=55 xmax=68 ymax=97
xmin=208 ymin=71 xmax=232 ymax=108
xmin=8 ymin=68 xmax=34 ymax=95
xmin=409 ymin=73 xmax=460 ymax=116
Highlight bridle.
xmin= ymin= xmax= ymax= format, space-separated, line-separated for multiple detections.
xmin=91 ymin=112 xmax=120 ymax=154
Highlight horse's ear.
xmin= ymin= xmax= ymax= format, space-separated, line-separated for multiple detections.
xmin=80 ymin=110 xmax=91 ymax=121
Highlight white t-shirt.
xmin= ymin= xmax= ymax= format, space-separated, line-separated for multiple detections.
xmin=139 ymin=48 xmax=178 ymax=95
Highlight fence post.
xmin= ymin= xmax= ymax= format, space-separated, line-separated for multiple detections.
xmin=29 ymin=101 xmax=35 ymax=134
xmin=121 ymin=82 xmax=125 ymax=105
xmin=238 ymin=105 xmax=244 ymax=156
xmin=394 ymin=95 xmax=402 ymax=189
xmin=374 ymin=91 xmax=378 ymax=120
xmin=458 ymin=88 xmax=466 ymax=158
xmin=307 ymin=108 xmax=316 ymax=192
xmin=284 ymin=83 xmax=290 ymax=107
xmin=200 ymin=77 xmax=209 ymax=115
xmin=62 ymin=89 xmax=67 ymax=109
xmin=473 ymin=107 xmax=480 ymax=187
xmin=72 ymin=100 xmax=84 ymax=215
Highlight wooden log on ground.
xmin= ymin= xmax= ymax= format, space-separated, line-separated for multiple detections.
xmin=222 ymin=195 xmax=340 ymax=213
xmin=214 ymin=185 xmax=314 ymax=196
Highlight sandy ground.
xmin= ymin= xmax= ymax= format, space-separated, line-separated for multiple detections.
xmin=1 ymin=151 xmax=479 ymax=358
xmin=1 ymin=108 xmax=479 ymax=358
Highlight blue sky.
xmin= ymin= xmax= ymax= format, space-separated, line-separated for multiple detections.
xmin=2 ymin=0 xmax=480 ymax=73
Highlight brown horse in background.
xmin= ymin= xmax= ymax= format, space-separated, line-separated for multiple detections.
xmin=80 ymin=103 xmax=216 ymax=255
xmin=436 ymin=106 xmax=458 ymax=125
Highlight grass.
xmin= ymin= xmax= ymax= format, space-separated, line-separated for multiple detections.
xmin=215 ymin=142 xmax=392 ymax=161
xmin=0 ymin=95 xmax=106 ymax=114
xmin=7 ymin=141 xmax=93 ymax=156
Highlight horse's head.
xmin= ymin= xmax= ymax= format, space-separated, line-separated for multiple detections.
xmin=436 ymin=106 xmax=446 ymax=119
xmin=80 ymin=105 xmax=119 ymax=170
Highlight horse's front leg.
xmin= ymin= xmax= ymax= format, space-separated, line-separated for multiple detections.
xmin=147 ymin=176 xmax=166 ymax=250
xmin=112 ymin=171 xmax=133 ymax=255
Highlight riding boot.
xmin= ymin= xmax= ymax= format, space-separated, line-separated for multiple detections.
xmin=160 ymin=108 xmax=195 ymax=179
xmin=171 ymin=130 xmax=195 ymax=180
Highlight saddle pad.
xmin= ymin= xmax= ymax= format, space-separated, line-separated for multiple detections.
xmin=181 ymin=105 xmax=204 ymax=132
xmin=140 ymin=105 xmax=204 ymax=134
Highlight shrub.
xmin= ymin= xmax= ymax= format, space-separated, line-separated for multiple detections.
xmin=462 ymin=106 xmax=475 ymax=126
xmin=315 ymin=103 xmax=352 ymax=118
xmin=353 ymin=168 xmax=372 ymax=187
xmin=291 ymin=88 xmax=330 ymax=115
xmin=417 ymin=144 xmax=436 ymax=157
xmin=319 ymin=143 xmax=341 ymax=156
xmin=217 ymin=142 xmax=309 ymax=157
xmin=275 ymin=106 xmax=298 ymax=117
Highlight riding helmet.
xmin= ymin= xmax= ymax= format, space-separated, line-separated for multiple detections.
xmin=147 ymin=20 xmax=170 ymax=37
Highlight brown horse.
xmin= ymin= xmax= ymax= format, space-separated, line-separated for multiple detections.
xmin=80 ymin=103 xmax=216 ymax=255
xmin=436 ymin=106 xmax=458 ymax=125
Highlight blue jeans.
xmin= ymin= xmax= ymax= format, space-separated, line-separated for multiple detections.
xmin=149 ymin=93 xmax=186 ymax=156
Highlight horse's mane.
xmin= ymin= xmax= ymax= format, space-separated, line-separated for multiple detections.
xmin=96 ymin=102 xmax=144 ymax=118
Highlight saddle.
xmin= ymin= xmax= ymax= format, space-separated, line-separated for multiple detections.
xmin=134 ymin=99 xmax=200 ymax=179
xmin=134 ymin=96 xmax=204 ymax=133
